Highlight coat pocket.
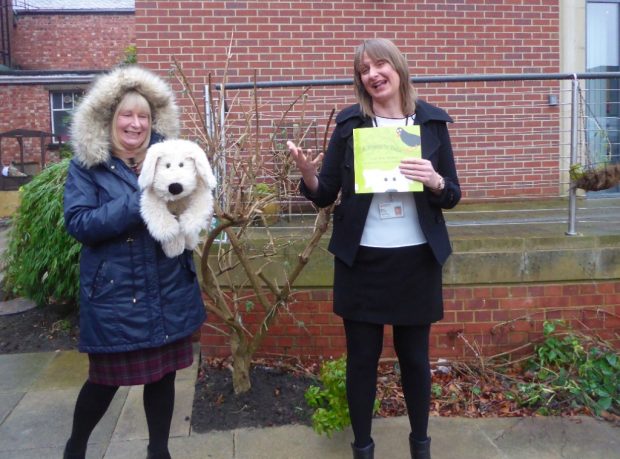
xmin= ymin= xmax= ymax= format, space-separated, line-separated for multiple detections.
xmin=88 ymin=260 xmax=108 ymax=300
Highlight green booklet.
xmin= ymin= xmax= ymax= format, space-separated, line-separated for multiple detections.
xmin=353 ymin=125 xmax=423 ymax=193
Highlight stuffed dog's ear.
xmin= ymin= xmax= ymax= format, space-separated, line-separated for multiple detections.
xmin=191 ymin=145 xmax=217 ymax=190
xmin=138 ymin=143 xmax=162 ymax=190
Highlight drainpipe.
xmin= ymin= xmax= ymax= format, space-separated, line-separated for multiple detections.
xmin=0 ymin=0 xmax=11 ymax=67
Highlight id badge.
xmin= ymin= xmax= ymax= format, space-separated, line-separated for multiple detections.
xmin=379 ymin=200 xmax=404 ymax=219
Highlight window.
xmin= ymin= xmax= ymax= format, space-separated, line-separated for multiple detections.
xmin=49 ymin=90 xmax=83 ymax=143
xmin=586 ymin=1 xmax=620 ymax=193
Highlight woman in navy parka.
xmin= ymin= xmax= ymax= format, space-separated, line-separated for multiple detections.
xmin=62 ymin=66 xmax=205 ymax=459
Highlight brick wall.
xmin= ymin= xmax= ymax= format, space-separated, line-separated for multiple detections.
xmin=137 ymin=1 xmax=560 ymax=80
xmin=2 ymin=2 xmax=564 ymax=195
xmin=0 ymin=85 xmax=53 ymax=167
xmin=136 ymin=0 xmax=562 ymax=200
xmin=11 ymin=13 xmax=134 ymax=70
xmin=199 ymin=280 xmax=620 ymax=361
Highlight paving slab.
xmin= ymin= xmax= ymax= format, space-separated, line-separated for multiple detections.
xmin=0 ymin=352 xmax=56 ymax=391
xmin=30 ymin=350 xmax=88 ymax=391
xmin=369 ymin=416 xmax=502 ymax=459
xmin=234 ymin=423 xmax=352 ymax=459
xmin=0 ymin=387 xmax=127 ymax=453
xmin=215 ymin=415 xmax=620 ymax=459
xmin=105 ymin=433 xmax=235 ymax=459
xmin=428 ymin=416 xmax=511 ymax=459
xmin=100 ymin=438 xmax=150 ymax=459
xmin=111 ymin=382 xmax=194 ymax=443
xmin=0 ymin=298 xmax=37 ymax=316
xmin=488 ymin=416 xmax=620 ymax=459
xmin=0 ymin=442 xmax=107 ymax=459
xmin=167 ymin=433 xmax=234 ymax=459
xmin=230 ymin=416 xmax=507 ymax=459
xmin=110 ymin=344 xmax=199 ymax=442
xmin=0 ymin=447 xmax=64 ymax=459
xmin=170 ymin=377 xmax=197 ymax=436
xmin=0 ymin=392 xmax=23 ymax=425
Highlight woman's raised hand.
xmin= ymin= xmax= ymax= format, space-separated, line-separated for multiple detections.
xmin=286 ymin=141 xmax=322 ymax=192
xmin=286 ymin=141 xmax=323 ymax=174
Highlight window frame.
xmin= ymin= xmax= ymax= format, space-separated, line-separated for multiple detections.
xmin=49 ymin=90 xmax=83 ymax=144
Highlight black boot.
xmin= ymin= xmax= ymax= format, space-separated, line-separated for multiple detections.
xmin=351 ymin=439 xmax=375 ymax=459
xmin=146 ymin=446 xmax=172 ymax=459
xmin=409 ymin=434 xmax=431 ymax=459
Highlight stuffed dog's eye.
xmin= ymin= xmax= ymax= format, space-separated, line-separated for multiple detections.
xmin=165 ymin=163 xmax=171 ymax=168
xmin=179 ymin=162 xmax=184 ymax=167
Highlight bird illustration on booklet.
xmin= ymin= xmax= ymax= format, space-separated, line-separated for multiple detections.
xmin=353 ymin=125 xmax=423 ymax=193
xmin=396 ymin=127 xmax=421 ymax=148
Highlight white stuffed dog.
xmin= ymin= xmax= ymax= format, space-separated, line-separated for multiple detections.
xmin=138 ymin=139 xmax=217 ymax=258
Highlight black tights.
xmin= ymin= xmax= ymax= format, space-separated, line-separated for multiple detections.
xmin=65 ymin=371 xmax=176 ymax=458
xmin=344 ymin=319 xmax=431 ymax=448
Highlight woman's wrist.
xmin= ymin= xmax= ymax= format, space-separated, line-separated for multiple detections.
xmin=431 ymin=174 xmax=445 ymax=193
xmin=302 ymin=173 xmax=319 ymax=194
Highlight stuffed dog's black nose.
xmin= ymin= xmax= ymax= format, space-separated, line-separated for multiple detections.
xmin=168 ymin=183 xmax=184 ymax=195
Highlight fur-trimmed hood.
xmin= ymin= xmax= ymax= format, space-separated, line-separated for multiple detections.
xmin=71 ymin=66 xmax=180 ymax=168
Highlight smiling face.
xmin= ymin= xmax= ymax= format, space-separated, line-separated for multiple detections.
xmin=359 ymin=52 xmax=401 ymax=107
xmin=353 ymin=38 xmax=417 ymax=117
xmin=111 ymin=92 xmax=152 ymax=156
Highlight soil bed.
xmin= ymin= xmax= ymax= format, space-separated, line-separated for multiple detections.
xmin=0 ymin=303 xmax=79 ymax=354
xmin=1 ymin=304 xmax=618 ymax=431
xmin=191 ymin=357 xmax=315 ymax=432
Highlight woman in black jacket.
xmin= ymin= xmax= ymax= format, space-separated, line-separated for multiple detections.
xmin=287 ymin=38 xmax=461 ymax=459
xmin=63 ymin=66 xmax=206 ymax=459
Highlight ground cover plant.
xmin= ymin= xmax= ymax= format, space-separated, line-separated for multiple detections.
xmin=304 ymin=355 xmax=381 ymax=437
xmin=298 ymin=320 xmax=619 ymax=436
xmin=515 ymin=320 xmax=620 ymax=416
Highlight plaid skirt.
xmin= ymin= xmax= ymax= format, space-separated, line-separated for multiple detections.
xmin=88 ymin=336 xmax=194 ymax=386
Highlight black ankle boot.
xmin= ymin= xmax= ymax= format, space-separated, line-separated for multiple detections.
xmin=409 ymin=434 xmax=431 ymax=459
xmin=351 ymin=439 xmax=375 ymax=459
xmin=146 ymin=446 xmax=172 ymax=459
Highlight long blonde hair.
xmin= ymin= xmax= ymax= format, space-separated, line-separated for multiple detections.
xmin=353 ymin=38 xmax=417 ymax=117
xmin=110 ymin=91 xmax=152 ymax=155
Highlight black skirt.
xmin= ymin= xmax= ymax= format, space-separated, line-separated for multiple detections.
xmin=333 ymin=243 xmax=443 ymax=325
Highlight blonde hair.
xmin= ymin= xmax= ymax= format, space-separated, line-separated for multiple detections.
xmin=110 ymin=91 xmax=152 ymax=154
xmin=353 ymin=38 xmax=417 ymax=117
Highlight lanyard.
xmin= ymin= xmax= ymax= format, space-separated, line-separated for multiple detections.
xmin=372 ymin=114 xmax=415 ymax=127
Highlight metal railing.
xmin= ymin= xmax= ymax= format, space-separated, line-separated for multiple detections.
xmin=206 ymin=72 xmax=620 ymax=235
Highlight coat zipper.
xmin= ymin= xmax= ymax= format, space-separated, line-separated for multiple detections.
xmin=126 ymin=236 xmax=138 ymax=305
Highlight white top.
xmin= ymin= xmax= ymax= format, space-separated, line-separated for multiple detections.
xmin=359 ymin=115 xmax=427 ymax=248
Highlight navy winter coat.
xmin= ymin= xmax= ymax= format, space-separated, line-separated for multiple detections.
xmin=64 ymin=144 xmax=206 ymax=354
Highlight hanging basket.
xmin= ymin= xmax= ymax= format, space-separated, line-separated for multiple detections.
xmin=571 ymin=85 xmax=620 ymax=192
xmin=571 ymin=163 xmax=620 ymax=191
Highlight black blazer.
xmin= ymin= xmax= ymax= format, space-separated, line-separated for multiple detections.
xmin=300 ymin=99 xmax=461 ymax=267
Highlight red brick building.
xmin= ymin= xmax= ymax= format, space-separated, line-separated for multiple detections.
xmin=1 ymin=1 xmax=619 ymax=360
xmin=0 ymin=0 xmax=134 ymax=171
xmin=0 ymin=1 xmax=607 ymax=195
